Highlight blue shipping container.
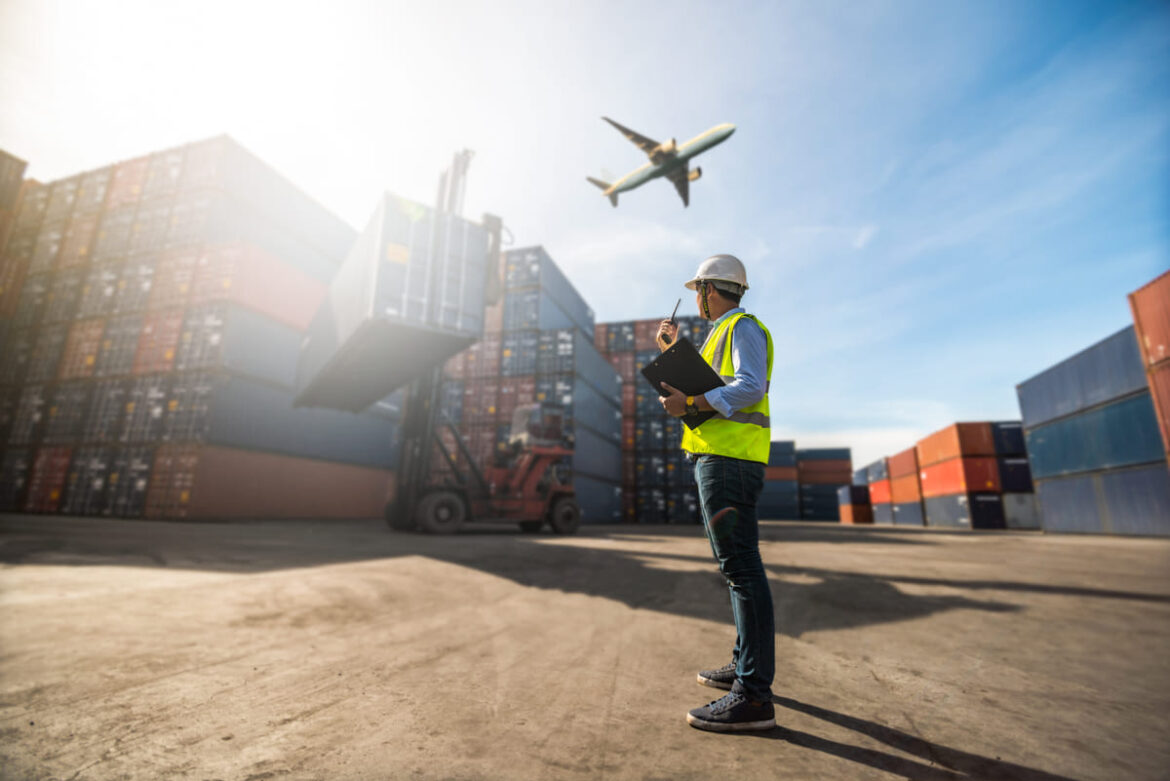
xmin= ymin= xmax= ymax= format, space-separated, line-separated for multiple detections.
xmin=1025 ymin=392 xmax=1164 ymax=479
xmin=575 ymin=475 xmax=622 ymax=523
xmin=504 ymin=246 xmax=594 ymax=339
xmin=866 ymin=458 xmax=889 ymax=483
xmin=1016 ymin=326 xmax=1147 ymax=429
xmin=892 ymin=501 xmax=925 ymax=526
xmin=1036 ymin=464 xmax=1170 ymax=536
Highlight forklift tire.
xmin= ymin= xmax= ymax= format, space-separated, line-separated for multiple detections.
xmin=547 ymin=496 xmax=581 ymax=535
xmin=417 ymin=490 xmax=466 ymax=535
xmin=519 ymin=521 xmax=544 ymax=533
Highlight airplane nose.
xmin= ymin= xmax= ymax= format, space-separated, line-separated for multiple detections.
xmin=725 ymin=124 xmax=736 ymax=137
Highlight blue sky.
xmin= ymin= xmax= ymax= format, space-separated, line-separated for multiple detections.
xmin=1 ymin=0 xmax=1167 ymax=465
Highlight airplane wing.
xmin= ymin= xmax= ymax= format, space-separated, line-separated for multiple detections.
xmin=666 ymin=166 xmax=690 ymax=207
xmin=602 ymin=117 xmax=660 ymax=157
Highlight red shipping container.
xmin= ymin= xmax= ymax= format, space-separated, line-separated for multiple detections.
xmin=1129 ymin=269 xmax=1170 ymax=369
xmin=133 ymin=309 xmax=184 ymax=374
xmin=798 ymin=471 xmax=852 ymax=486
xmin=888 ymin=446 xmax=918 ymax=478
xmin=621 ymin=384 xmax=635 ymax=416
xmin=621 ymin=418 xmax=635 ymax=450
xmin=765 ymin=466 xmax=798 ymax=481
xmin=57 ymin=213 xmax=99 ymax=270
xmin=191 ymin=244 xmax=325 ymax=331
xmin=869 ymin=478 xmax=892 ymax=504
xmin=840 ymin=505 xmax=874 ymax=525
xmin=1146 ymin=361 xmax=1170 ymax=458
xmin=25 ymin=446 xmax=72 ymax=512
xmin=106 ymin=156 xmax=150 ymax=210
xmin=916 ymin=423 xmax=995 ymax=467
xmin=148 ymin=248 xmax=199 ymax=311
xmin=145 ymin=444 xmax=396 ymax=520
xmin=594 ymin=323 xmax=607 ymax=354
xmin=890 ymin=473 xmax=922 ymax=503
xmin=797 ymin=458 xmax=852 ymax=471
xmin=58 ymin=318 xmax=106 ymax=380
xmin=919 ymin=457 xmax=1001 ymax=498
xmin=622 ymin=451 xmax=636 ymax=485
xmin=634 ymin=319 xmax=661 ymax=351
xmin=607 ymin=352 xmax=636 ymax=383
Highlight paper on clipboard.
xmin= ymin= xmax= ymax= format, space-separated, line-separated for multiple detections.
xmin=639 ymin=337 xmax=724 ymax=430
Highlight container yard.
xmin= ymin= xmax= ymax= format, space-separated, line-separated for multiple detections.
xmin=2 ymin=2 xmax=1169 ymax=778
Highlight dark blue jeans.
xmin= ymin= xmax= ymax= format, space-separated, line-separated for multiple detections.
xmin=694 ymin=454 xmax=775 ymax=702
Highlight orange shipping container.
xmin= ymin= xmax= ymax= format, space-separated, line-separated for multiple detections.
xmin=888 ymin=446 xmax=918 ymax=478
xmin=190 ymin=244 xmax=327 ymax=332
xmin=840 ymin=504 xmax=874 ymax=525
xmin=25 ymin=446 xmax=72 ymax=513
xmin=797 ymin=458 xmax=852 ymax=472
xmin=1129 ymin=269 xmax=1170 ymax=368
xmin=919 ymin=457 xmax=1000 ymax=498
xmin=890 ymin=473 xmax=922 ymax=503
xmin=869 ymin=478 xmax=891 ymax=504
xmin=765 ymin=466 xmax=798 ymax=481
xmin=916 ymin=423 xmax=995 ymax=467
xmin=1147 ymin=361 xmax=1170 ymax=457
xmin=145 ymin=444 xmax=396 ymax=520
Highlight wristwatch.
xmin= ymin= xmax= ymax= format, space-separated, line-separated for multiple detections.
xmin=685 ymin=395 xmax=698 ymax=417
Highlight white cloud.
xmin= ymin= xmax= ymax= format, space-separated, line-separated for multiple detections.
xmin=852 ymin=224 xmax=878 ymax=250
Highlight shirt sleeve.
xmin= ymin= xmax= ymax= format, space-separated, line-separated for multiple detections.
xmin=703 ymin=318 xmax=768 ymax=418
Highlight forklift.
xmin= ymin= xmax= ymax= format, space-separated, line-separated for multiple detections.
xmin=384 ymin=151 xmax=581 ymax=535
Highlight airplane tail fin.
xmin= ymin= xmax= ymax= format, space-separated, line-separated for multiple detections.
xmin=586 ymin=177 xmax=619 ymax=207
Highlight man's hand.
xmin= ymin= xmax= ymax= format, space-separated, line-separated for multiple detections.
xmin=656 ymin=320 xmax=678 ymax=352
xmin=659 ymin=381 xmax=687 ymax=418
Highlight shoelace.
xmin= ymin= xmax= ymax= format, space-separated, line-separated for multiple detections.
xmin=709 ymin=691 xmax=746 ymax=714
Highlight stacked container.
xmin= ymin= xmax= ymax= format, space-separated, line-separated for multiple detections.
xmin=1129 ymin=270 xmax=1170 ymax=463
xmin=837 ymin=485 xmax=872 ymax=524
xmin=797 ymin=448 xmax=852 ymax=521
xmin=916 ymin=423 xmax=1004 ymax=529
xmin=759 ymin=440 xmax=798 ymax=520
xmin=888 ymin=447 xmax=923 ymax=526
xmin=437 ymin=246 xmax=622 ymax=523
xmin=1017 ymin=325 xmax=1170 ymax=535
xmin=594 ymin=315 xmax=709 ymax=523
xmin=865 ymin=458 xmax=892 ymax=524
xmin=0 ymin=137 xmax=416 ymax=520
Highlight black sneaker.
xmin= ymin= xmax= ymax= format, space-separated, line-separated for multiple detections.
xmin=686 ymin=691 xmax=776 ymax=733
xmin=696 ymin=662 xmax=736 ymax=690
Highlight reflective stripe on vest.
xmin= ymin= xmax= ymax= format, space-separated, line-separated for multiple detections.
xmin=680 ymin=312 xmax=773 ymax=464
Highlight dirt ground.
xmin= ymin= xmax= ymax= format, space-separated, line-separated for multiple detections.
xmin=1 ymin=515 xmax=1168 ymax=781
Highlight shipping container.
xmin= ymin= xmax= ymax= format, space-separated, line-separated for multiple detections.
xmin=873 ymin=502 xmax=894 ymax=525
xmin=121 ymin=374 xmax=172 ymax=443
xmin=26 ymin=322 xmax=68 ymax=384
xmin=142 ymin=148 xmax=185 ymax=198
xmin=504 ymin=288 xmax=581 ymax=334
xmin=636 ymin=486 xmax=667 ymax=523
xmin=8 ymin=384 xmax=47 ymax=445
xmin=666 ymin=485 xmax=701 ymax=524
xmin=924 ymin=493 xmax=1005 ymax=529
xmin=866 ymin=458 xmax=888 ymax=483
xmin=75 ymin=167 xmax=112 ymax=215
xmin=916 ymin=423 xmax=996 ymax=467
xmin=852 ymin=467 xmax=868 ymax=486
xmin=29 ymin=220 xmax=65 ymax=275
xmin=0 ymin=387 xmax=16 ymax=444
xmin=13 ymin=182 xmax=48 ymax=233
xmin=60 ymin=446 xmax=113 ymax=516
xmin=888 ymin=447 xmax=918 ymax=478
xmin=131 ymin=198 xmax=176 ymax=255
xmin=93 ymin=315 xmax=143 ymax=377
xmin=106 ymin=446 xmax=154 ymax=517
xmin=837 ymin=485 xmax=869 ymax=505
xmin=839 ymin=504 xmax=874 ymax=525
xmin=1148 ymin=362 xmax=1170 ymax=458
xmin=891 ymin=501 xmax=925 ymax=527
xmin=759 ymin=481 xmax=799 ymax=519
xmin=1035 ymin=463 xmax=1170 ymax=536
xmin=133 ymin=309 xmax=184 ymax=374
xmin=43 ymin=267 xmax=85 ymax=324
xmin=296 ymin=193 xmax=491 ymax=412
xmin=1002 ymin=493 xmax=1040 ymax=530
xmin=606 ymin=322 xmax=636 ymax=353
xmin=577 ymin=475 xmax=622 ymax=523
xmin=25 ymin=446 xmax=72 ymax=512
xmin=0 ymin=256 xmax=28 ymax=319
xmin=991 ymin=421 xmax=1026 ymax=456
xmin=106 ymin=156 xmax=150 ymax=210
xmin=919 ymin=457 xmax=1000 ymax=498
xmin=42 ymin=382 xmax=92 ymax=444
xmin=57 ymin=213 xmax=99 ymax=270
xmin=1024 ymin=392 xmax=1163 ymax=479
xmin=13 ymin=272 xmax=49 ymax=328
xmin=83 ymin=379 xmax=130 ymax=443
xmin=1128 ymin=270 xmax=1170 ymax=368
xmin=0 ymin=328 xmax=33 ymax=386
xmin=798 ymin=448 xmax=851 ymax=461
xmin=0 ymin=449 xmax=31 ymax=511
xmin=765 ymin=466 xmax=798 ymax=481
xmin=504 ymin=246 xmax=593 ymax=339
xmin=1016 ymin=326 xmax=1147 ymax=429
xmin=45 ymin=176 xmax=80 ymax=223
xmin=997 ymin=457 xmax=1034 ymax=493
xmin=190 ymin=243 xmax=326 ymax=331
xmin=92 ymin=205 xmax=138 ymax=263
xmin=76 ymin=261 xmax=122 ymax=319
xmin=175 ymin=303 xmax=304 ymax=388
xmin=890 ymin=473 xmax=922 ymax=503
xmin=145 ymin=443 xmax=394 ymax=520
xmin=58 ymin=318 xmax=106 ymax=380
xmin=148 ymin=247 xmax=198 ymax=310
xmin=869 ymin=478 xmax=891 ymax=504
xmin=112 ymin=258 xmax=154 ymax=314
xmin=768 ymin=441 xmax=797 ymax=467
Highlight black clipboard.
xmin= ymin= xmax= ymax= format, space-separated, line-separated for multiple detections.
xmin=640 ymin=337 xmax=724 ymax=430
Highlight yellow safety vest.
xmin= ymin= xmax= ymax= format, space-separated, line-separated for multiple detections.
xmin=680 ymin=312 xmax=773 ymax=464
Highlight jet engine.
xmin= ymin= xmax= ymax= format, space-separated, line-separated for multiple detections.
xmin=688 ymin=167 xmax=702 ymax=182
xmin=651 ymin=138 xmax=677 ymax=161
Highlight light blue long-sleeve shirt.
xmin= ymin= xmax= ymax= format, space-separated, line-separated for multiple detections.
xmin=701 ymin=307 xmax=769 ymax=418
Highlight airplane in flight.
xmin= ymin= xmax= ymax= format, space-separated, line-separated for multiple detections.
xmin=587 ymin=117 xmax=736 ymax=207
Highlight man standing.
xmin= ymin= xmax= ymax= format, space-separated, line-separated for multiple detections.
xmin=656 ymin=254 xmax=776 ymax=733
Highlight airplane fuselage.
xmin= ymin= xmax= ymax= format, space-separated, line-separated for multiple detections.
xmin=609 ymin=123 xmax=735 ymax=194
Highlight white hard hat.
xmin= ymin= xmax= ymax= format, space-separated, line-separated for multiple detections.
xmin=685 ymin=254 xmax=749 ymax=293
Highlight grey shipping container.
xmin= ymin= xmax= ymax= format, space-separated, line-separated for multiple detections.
xmin=0 ymin=328 xmax=33 ymax=386
xmin=106 ymin=446 xmax=154 ymax=517
xmin=0 ymin=449 xmax=31 ymax=510
xmin=1025 ymin=392 xmax=1164 ymax=479
xmin=29 ymin=220 xmax=65 ymax=275
xmin=504 ymin=246 xmax=593 ymax=339
xmin=296 ymin=193 xmax=490 ymax=412
xmin=1002 ymin=493 xmax=1041 ymax=530
xmin=866 ymin=459 xmax=888 ymax=483
xmin=873 ymin=503 xmax=894 ymax=524
xmin=94 ymin=315 xmax=143 ymax=377
xmin=76 ymin=262 xmax=122 ymax=319
xmin=112 ymin=260 xmax=154 ymax=314
xmin=167 ymin=372 xmax=399 ymax=469
xmin=43 ymin=268 xmax=85 ymax=324
xmin=83 ymin=379 xmax=130 ymax=443
xmin=1016 ymin=326 xmax=1147 ymax=428
xmin=9 ymin=385 xmax=47 ymax=445
xmin=1035 ymin=463 xmax=1170 ymax=536
xmin=60 ymin=446 xmax=112 ymax=515
xmin=576 ymin=475 xmax=621 ymax=523
xmin=503 ymin=289 xmax=580 ymax=334
xmin=852 ymin=467 xmax=868 ymax=486
xmin=572 ymin=424 xmax=621 ymax=482
xmin=924 ymin=493 xmax=1006 ymax=530
xmin=799 ymin=448 xmax=852 ymax=462
xmin=892 ymin=501 xmax=925 ymax=526
xmin=42 ymin=382 xmax=92 ymax=444
xmin=176 ymin=303 xmax=303 ymax=389
xmin=121 ymin=375 xmax=172 ymax=443
xmin=13 ymin=273 xmax=49 ymax=328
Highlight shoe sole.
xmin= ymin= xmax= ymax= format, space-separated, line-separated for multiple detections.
xmin=686 ymin=713 xmax=776 ymax=732
xmin=696 ymin=673 xmax=734 ymax=690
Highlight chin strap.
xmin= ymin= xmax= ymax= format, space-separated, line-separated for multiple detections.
xmin=700 ymin=281 xmax=712 ymax=320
